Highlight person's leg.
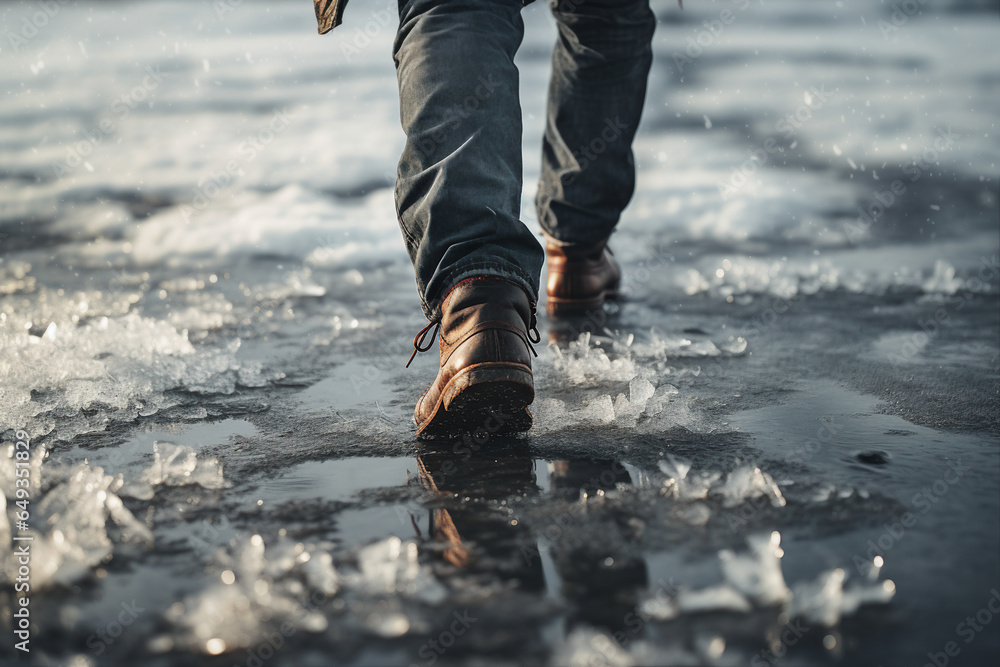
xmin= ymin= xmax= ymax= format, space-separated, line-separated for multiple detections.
xmin=394 ymin=0 xmax=542 ymax=437
xmin=536 ymin=0 xmax=656 ymax=246
xmin=394 ymin=0 xmax=544 ymax=321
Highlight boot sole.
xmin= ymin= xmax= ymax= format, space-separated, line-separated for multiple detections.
xmin=416 ymin=363 xmax=534 ymax=440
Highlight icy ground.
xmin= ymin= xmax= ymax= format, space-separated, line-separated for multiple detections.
xmin=1 ymin=0 xmax=998 ymax=665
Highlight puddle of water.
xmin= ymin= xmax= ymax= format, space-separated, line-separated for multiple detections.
xmin=338 ymin=505 xmax=422 ymax=546
xmin=727 ymin=379 xmax=987 ymax=494
xmin=259 ymin=456 xmax=415 ymax=505
xmin=296 ymin=359 xmax=395 ymax=413
xmin=727 ymin=380 xmax=999 ymax=665
xmin=83 ymin=418 xmax=258 ymax=473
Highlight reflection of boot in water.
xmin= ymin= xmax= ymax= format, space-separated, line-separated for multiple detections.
xmin=418 ymin=453 xmax=469 ymax=568
xmin=548 ymin=459 xmax=649 ymax=635
xmin=416 ymin=446 xmax=545 ymax=593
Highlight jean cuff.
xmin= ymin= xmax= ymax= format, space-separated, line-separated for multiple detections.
xmin=424 ymin=260 xmax=539 ymax=320
xmin=542 ymin=229 xmax=619 ymax=248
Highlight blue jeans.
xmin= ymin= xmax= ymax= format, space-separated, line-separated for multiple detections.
xmin=393 ymin=0 xmax=655 ymax=319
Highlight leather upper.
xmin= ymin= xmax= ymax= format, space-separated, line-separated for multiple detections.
xmin=545 ymin=237 xmax=621 ymax=304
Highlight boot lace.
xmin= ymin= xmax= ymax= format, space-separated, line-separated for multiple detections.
xmin=406 ymin=318 xmax=441 ymax=368
xmin=405 ymin=311 xmax=541 ymax=368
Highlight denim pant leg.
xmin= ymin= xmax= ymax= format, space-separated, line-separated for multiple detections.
xmin=393 ymin=0 xmax=544 ymax=320
xmin=536 ymin=0 xmax=656 ymax=247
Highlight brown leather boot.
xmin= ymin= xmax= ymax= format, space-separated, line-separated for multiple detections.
xmin=544 ymin=236 xmax=621 ymax=316
xmin=409 ymin=277 xmax=539 ymax=439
